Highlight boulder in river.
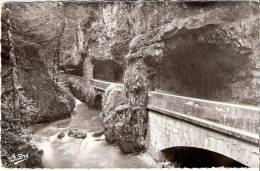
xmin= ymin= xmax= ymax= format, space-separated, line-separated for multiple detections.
xmin=57 ymin=132 xmax=65 ymax=139
xmin=68 ymin=128 xmax=87 ymax=139
xmin=92 ymin=128 xmax=104 ymax=137
xmin=102 ymin=84 xmax=127 ymax=143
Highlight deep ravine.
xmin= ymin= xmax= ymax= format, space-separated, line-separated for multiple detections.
xmin=31 ymin=99 xmax=157 ymax=168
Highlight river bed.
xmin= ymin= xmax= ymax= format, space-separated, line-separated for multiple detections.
xmin=31 ymin=99 xmax=157 ymax=168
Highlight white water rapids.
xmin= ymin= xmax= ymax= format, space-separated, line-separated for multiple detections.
xmin=31 ymin=99 xmax=157 ymax=168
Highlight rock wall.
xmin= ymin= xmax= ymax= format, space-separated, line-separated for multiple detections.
xmin=101 ymin=84 xmax=127 ymax=143
xmin=1 ymin=7 xmax=75 ymax=167
xmin=24 ymin=1 xmax=258 ymax=107
xmin=125 ymin=1 xmax=260 ymax=106
xmin=15 ymin=45 xmax=75 ymax=123
xmin=65 ymin=75 xmax=86 ymax=103
xmin=1 ymin=40 xmax=75 ymax=169
xmin=153 ymin=5 xmax=260 ymax=105
xmin=80 ymin=1 xmax=260 ymax=153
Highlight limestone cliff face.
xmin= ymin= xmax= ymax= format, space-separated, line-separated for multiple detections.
xmin=2 ymin=44 xmax=76 ymax=124
xmin=1 ymin=6 xmax=75 ymax=167
xmin=1 ymin=44 xmax=75 ymax=167
xmin=62 ymin=1 xmax=260 ymax=153
xmin=81 ymin=1 xmax=260 ymax=104
xmin=126 ymin=1 xmax=260 ymax=106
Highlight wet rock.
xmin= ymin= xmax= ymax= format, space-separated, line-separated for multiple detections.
xmin=68 ymin=128 xmax=87 ymax=139
xmin=92 ymin=128 xmax=104 ymax=137
xmin=57 ymin=132 xmax=65 ymax=139
xmin=118 ymin=140 xmax=144 ymax=154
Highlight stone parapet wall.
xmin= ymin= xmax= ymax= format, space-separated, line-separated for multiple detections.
xmin=148 ymin=91 xmax=260 ymax=134
xmin=147 ymin=110 xmax=259 ymax=167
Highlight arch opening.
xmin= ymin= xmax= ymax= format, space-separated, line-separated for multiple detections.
xmin=93 ymin=59 xmax=124 ymax=83
xmin=155 ymin=38 xmax=251 ymax=104
xmin=59 ymin=59 xmax=84 ymax=77
xmin=161 ymin=146 xmax=247 ymax=168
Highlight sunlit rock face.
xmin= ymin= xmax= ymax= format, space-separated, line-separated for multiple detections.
xmin=62 ymin=1 xmax=259 ymax=153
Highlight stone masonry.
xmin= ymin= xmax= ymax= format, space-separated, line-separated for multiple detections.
xmin=147 ymin=91 xmax=259 ymax=168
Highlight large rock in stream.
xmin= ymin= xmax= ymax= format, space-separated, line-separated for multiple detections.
xmin=57 ymin=127 xmax=87 ymax=139
xmin=101 ymin=84 xmax=146 ymax=153
xmin=102 ymin=84 xmax=127 ymax=143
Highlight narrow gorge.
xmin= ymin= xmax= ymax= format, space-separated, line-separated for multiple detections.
xmin=1 ymin=0 xmax=259 ymax=168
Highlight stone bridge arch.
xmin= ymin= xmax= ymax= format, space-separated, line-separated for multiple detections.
xmin=147 ymin=105 xmax=259 ymax=168
xmin=161 ymin=146 xmax=247 ymax=168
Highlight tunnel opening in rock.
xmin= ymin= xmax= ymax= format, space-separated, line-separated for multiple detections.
xmin=92 ymin=93 xmax=102 ymax=110
xmin=162 ymin=146 xmax=247 ymax=168
xmin=155 ymin=40 xmax=250 ymax=103
xmin=59 ymin=59 xmax=84 ymax=77
xmin=93 ymin=59 xmax=124 ymax=83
